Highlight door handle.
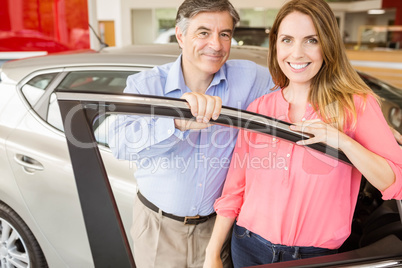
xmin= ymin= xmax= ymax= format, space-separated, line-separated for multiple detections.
xmin=14 ymin=154 xmax=44 ymax=173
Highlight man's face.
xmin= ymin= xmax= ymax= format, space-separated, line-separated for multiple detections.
xmin=176 ymin=11 xmax=233 ymax=79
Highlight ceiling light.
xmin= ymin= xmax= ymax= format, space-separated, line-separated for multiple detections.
xmin=368 ymin=9 xmax=385 ymax=15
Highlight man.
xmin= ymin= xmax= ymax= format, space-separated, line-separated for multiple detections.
xmin=109 ymin=0 xmax=274 ymax=267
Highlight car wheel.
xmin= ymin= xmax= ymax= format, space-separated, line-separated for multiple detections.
xmin=0 ymin=202 xmax=48 ymax=267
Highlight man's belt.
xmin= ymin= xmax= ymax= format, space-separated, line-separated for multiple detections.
xmin=137 ymin=191 xmax=216 ymax=225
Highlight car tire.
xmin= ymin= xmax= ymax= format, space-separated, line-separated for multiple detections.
xmin=0 ymin=202 xmax=48 ymax=267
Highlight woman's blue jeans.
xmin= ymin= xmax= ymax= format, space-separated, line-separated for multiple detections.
xmin=231 ymin=222 xmax=338 ymax=268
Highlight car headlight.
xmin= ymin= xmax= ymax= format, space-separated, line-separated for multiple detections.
xmin=390 ymin=107 xmax=401 ymax=128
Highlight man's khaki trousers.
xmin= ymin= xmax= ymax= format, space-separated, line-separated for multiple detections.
xmin=131 ymin=194 xmax=232 ymax=268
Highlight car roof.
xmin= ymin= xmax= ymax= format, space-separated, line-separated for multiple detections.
xmin=1 ymin=44 xmax=269 ymax=83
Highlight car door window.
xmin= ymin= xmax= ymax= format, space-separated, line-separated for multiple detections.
xmin=56 ymin=71 xmax=131 ymax=93
xmin=48 ymin=71 xmax=133 ymax=146
xmin=21 ymin=73 xmax=58 ymax=106
xmin=94 ymin=114 xmax=116 ymax=147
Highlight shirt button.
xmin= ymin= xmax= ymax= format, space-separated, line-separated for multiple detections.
xmin=272 ymin=138 xmax=276 ymax=141
xmin=284 ymin=167 xmax=288 ymax=170
xmin=167 ymin=129 xmax=172 ymax=134
xmin=192 ymin=207 xmax=196 ymax=210
xmin=287 ymin=154 xmax=291 ymax=157
xmin=146 ymin=148 xmax=150 ymax=151
xmin=198 ymin=183 xmax=202 ymax=187
xmin=302 ymin=118 xmax=306 ymax=121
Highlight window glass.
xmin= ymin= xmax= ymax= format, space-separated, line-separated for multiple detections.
xmin=56 ymin=71 xmax=132 ymax=93
xmin=48 ymin=94 xmax=117 ymax=146
xmin=49 ymin=71 xmax=134 ymax=147
xmin=94 ymin=114 xmax=116 ymax=147
xmin=21 ymin=73 xmax=58 ymax=106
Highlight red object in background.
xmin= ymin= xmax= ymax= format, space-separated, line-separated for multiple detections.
xmin=382 ymin=0 xmax=402 ymax=25
xmin=382 ymin=0 xmax=402 ymax=45
xmin=0 ymin=0 xmax=90 ymax=53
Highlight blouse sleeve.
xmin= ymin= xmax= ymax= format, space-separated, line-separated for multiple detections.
xmin=214 ymin=98 xmax=263 ymax=218
xmin=214 ymin=127 xmax=249 ymax=218
xmin=353 ymin=95 xmax=402 ymax=200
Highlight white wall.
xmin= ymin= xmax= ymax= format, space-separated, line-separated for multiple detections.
xmin=132 ymin=9 xmax=155 ymax=44
xmin=96 ymin=0 xmax=118 ymax=20
xmin=88 ymin=0 xmax=99 ymax=50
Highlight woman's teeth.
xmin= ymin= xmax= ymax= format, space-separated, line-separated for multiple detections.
xmin=289 ymin=63 xmax=309 ymax=69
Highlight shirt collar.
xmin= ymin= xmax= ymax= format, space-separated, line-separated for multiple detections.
xmin=209 ymin=64 xmax=227 ymax=90
xmin=164 ymin=54 xmax=228 ymax=95
xmin=164 ymin=54 xmax=187 ymax=95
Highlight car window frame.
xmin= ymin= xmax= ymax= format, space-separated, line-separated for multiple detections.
xmin=17 ymin=68 xmax=65 ymax=119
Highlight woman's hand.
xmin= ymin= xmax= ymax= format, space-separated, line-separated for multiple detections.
xmin=203 ymin=254 xmax=223 ymax=268
xmin=289 ymin=119 xmax=348 ymax=149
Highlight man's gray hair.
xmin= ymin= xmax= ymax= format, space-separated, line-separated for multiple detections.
xmin=176 ymin=0 xmax=240 ymax=35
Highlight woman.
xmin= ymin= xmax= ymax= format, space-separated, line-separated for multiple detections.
xmin=204 ymin=0 xmax=402 ymax=267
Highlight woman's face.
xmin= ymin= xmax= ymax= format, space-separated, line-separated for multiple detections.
xmin=276 ymin=11 xmax=323 ymax=88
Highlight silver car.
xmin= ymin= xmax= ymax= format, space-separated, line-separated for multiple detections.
xmin=0 ymin=44 xmax=279 ymax=267
xmin=0 ymin=44 xmax=401 ymax=267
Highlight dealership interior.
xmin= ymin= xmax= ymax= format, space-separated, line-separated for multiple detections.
xmin=2 ymin=0 xmax=401 ymax=87
xmin=92 ymin=0 xmax=402 ymax=88
xmin=0 ymin=0 xmax=402 ymax=267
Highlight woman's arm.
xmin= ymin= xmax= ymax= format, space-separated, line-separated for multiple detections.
xmin=390 ymin=127 xmax=402 ymax=145
xmin=204 ymin=215 xmax=236 ymax=268
xmin=204 ymin=125 xmax=252 ymax=267
xmin=335 ymin=130 xmax=395 ymax=191
xmin=290 ymin=95 xmax=402 ymax=193
xmin=290 ymin=120 xmax=396 ymax=191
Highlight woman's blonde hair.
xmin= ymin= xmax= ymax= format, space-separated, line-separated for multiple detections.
xmin=268 ymin=0 xmax=376 ymax=131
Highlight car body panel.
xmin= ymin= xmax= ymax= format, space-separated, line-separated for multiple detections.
xmin=0 ymin=89 xmax=69 ymax=266
xmin=0 ymin=65 xmax=139 ymax=266
xmin=5 ymin=111 xmax=91 ymax=266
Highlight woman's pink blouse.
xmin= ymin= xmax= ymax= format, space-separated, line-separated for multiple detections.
xmin=214 ymin=90 xmax=402 ymax=249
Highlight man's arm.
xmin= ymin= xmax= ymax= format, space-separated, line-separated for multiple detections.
xmin=108 ymin=92 xmax=223 ymax=160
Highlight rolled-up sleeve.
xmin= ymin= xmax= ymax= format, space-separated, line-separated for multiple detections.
xmin=108 ymin=72 xmax=187 ymax=161
xmin=214 ymin=127 xmax=249 ymax=218
xmin=108 ymin=114 xmax=186 ymax=160
xmin=353 ymin=95 xmax=402 ymax=200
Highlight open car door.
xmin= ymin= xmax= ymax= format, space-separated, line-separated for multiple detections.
xmin=57 ymin=92 xmax=402 ymax=268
